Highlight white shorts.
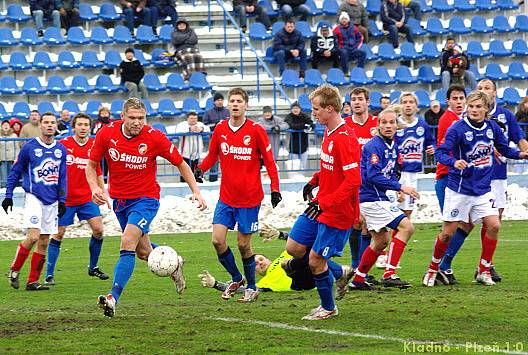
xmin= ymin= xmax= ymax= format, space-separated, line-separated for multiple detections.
xmin=490 ymin=179 xmax=507 ymax=209
xmin=360 ymin=201 xmax=406 ymax=233
xmin=24 ymin=193 xmax=58 ymax=235
xmin=398 ymin=171 xmax=417 ymax=211
xmin=442 ymin=188 xmax=498 ymax=224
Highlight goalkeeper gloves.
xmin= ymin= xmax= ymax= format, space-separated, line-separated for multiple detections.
xmin=271 ymin=191 xmax=282 ymax=208
xmin=58 ymin=202 xmax=67 ymax=218
xmin=302 ymin=183 xmax=315 ymax=201
xmin=304 ymin=201 xmax=322 ymax=220
xmin=194 ymin=167 xmax=204 ymax=183
xmin=259 ymin=223 xmax=280 ymax=242
xmin=198 ymin=270 xmax=216 ymax=288
xmin=2 ymin=198 xmax=13 ymax=214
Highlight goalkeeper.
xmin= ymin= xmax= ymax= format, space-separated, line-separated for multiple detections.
xmin=198 ymin=224 xmax=352 ymax=293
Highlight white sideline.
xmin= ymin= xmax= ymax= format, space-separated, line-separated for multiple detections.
xmin=212 ymin=316 xmax=528 ymax=355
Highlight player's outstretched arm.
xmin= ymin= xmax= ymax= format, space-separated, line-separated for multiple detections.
xmin=86 ymin=160 xmax=110 ymax=208
xmin=400 ymin=186 xmax=420 ymax=200
xmin=177 ymin=161 xmax=207 ymax=211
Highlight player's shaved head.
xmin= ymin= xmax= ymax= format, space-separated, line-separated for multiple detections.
xmin=123 ymin=98 xmax=146 ymax=114
xmin=309 ymin=84 xmax=341 ymax=112
xmin=228 ymin=87 xmax=249 ymax=103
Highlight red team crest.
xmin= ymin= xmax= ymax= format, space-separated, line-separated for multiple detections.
xmin=138 ymin=143 xmax=148 ymax=155
xmin=243 ymin=135 xmax=251 ymax=146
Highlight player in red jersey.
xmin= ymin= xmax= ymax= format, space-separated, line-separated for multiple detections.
xmin=194 ymin=87 xmax=282 ymax=303
xmin=86 ymin=98 xmax=206 ymax=317
xmin=44 ymin=113 xmax=108 ymax=285
xmin=344 ymin=87 xmax=378 ymax=150
xmin=284 ymin=84 xmax=361 ymax=320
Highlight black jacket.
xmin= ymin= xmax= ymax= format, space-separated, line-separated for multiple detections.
xmin=30 ymin=0 xmax=57 ymax=17
xmin=285 ymin=112 xmax=313 ymax=154
xmin=171 ymin=19 xmax=198 ymax=52
xmin=276 ymin=0 xmax=306 ymax=7
xmin=380 ymin=1 xmax=406 ymax=26
xmin=310 ymin=27 xmax=338 ymax=55
xmin=233 ymin=0 xmax=258 ymax=7
xmin=119 ymin=59 xmax=145 ymax=85
xmin=272 ymin=28 xmax=305 ymax=52
xmin=440 ymin=49 xmax=470 ymax=73
xmin=424 ymin=108 xmax=445 ymax=126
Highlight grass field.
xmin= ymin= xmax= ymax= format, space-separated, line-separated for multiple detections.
xmin=1 ymin=221 xmax=527 ymax=354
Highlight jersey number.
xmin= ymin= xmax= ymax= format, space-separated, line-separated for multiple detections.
xmin=250 ymin=222 xmax=259 ymax=232
xmin=322 ymin=247 xmax=330 ymax=257
xmin=489 ymin=199 xmax=497 ymax=209
xmin=138 ymin=218 xmax=148 ymax=229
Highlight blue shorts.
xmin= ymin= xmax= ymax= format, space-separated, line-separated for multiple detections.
xmin=113 ymin=197 xmax=160 ymax=234
xmin=213 ymin=200 xmax=260 ymax=234
xmin=435 ymin=176 xmax=448 ymax=213
xmin=290 ymin=214 xmax=352 ymax=259
xmin=59 ymin=201 xmax=101 ymax=227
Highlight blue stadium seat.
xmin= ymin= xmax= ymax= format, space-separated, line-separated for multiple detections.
xmin=134 ymin=49 xmax=150 ymax=67
xmin=167 ymin=73 xmax=190 ymax=91
xmin=110 ymin=99 xmax=124 ymax=117
xmin=0 ymin=103 xmax=9 ymax=119
xmin=6 ymin=4 xmax=31 ymax=22
xmin=9 ymin=52 xmax=32 ymax=70
xmin=263 ymin=47 xmax=276 ymax=63
xmin=372 ymin=66 xmax=394 ymax=85
xmin=99 ymin=3 xmax=121 ymax=21
xmin=44 ymin=27 xmax=66 ymax=45
xmin=512 ymin=39 xmax=528 ymax=56
xmin=418 ymin=65 xmax=440 ymax=83
xmin=12 ymin=102 xmax=31 ymax=120
xmin=431 ymin=0 xmax=451 ymax=12
xmin=508 ymin=61 xmax=528 ymax=80
xmin=189 ymin=72 xmax=212 ymax=91
xmin=23 ymin=76 xmax=46 ymax=94
xmin=366 ymin=0 xmax=381 ymax=15
xmin=502 ymin=88 xmax=522 ymax=105
xmin=249 ymin=23 xmax=272 ymax=41
xmin=368 ymin=20 xmax=384 ymax=38
xmin=514 ymin=15 xmax=528 ymax=32
xmin=488 ymin=40 xmax=510 ymax=57
xmin=395 ymin=65 xmax=417 ymax=84
xmin=305 ymin=0 xmax=322 ymax=16
xmin=57 ymin=51 xmax=80 ymax=69
xmin=369 ymin=91 xmax=383 ymax=110
xmin=136 ymin=25 xmax=158 ymax=44
xmin=400 ymin=42 xmax=422 ymax=60
xmin=157 ymin=99 xmax=180 ymax=117
xmin=38 ymin=101 xmax=58 ymax=115
xmin=389 ymin=90 xmax=401 ymax=104
xmin=0 ymin=76 xmax=21 ymax=94
xmin=497 ymin=0 xmax=519 ymax=10
xmin=159 ymin=24 xmax=173 ymax=42
xmin=33 ymin=52 xmax=56 ymax=69
xmin=48 ymin=76 xmax=70 ymax=94
xmin=418 ymin=0 xmax=433 ymax=12
xmin=182 ymin=98 xmax=204 ymax=115
xmin=415 ymin=89 xmax=431 ymax=108
xmin=453 ymin=0 xmax=475 ymax=12
xmin=20 ymin=28 xmax=42 ymax=45
xmin=143 ymin=99 xmax=158 ymax=117
xmin=0 ymin=57 xmax=7 ymax=70
xmin=96 ymin=75 xmax=120 ymax=93
xmin=271 ymin=21 xmax=284 ymax=36
xmin=205 ymin=97 xmax=214 ymax=111
xmin=150 ymin=48 xmax=174 ymax=67
xmin=62 ymin=101 xmax=81 ymax=114
xmin=298 ymin=93 xmax=312 ymax=112
xmin=468 ymin=64 xmax=483 ymax=81
xmin=86 ymin=100 xmax=102 ymax=117
xmin=426 ymin=17 xmax=448 ymax=36
xmin=259 ymin=0 xmax=279 ymax=17
xmin=377 ymin=43 xmax=400 ymax=61
xmin=296 ymin=21 xmax=313 ymax=39
xmin=144 ymin=73 xmax=166 ymax=92
xmin=435 ymin=88 xmax=447 ymax=106
xmin=113 ymin=25 xmax=134 ymax=43
xmin=80 ymin=3 xmax=98 ymax=22
xmin=282 ymin=69 xmax=304 ymax=88
xmin=471 ymin=16 xmax=492 ymax=34
xmin=81 ymin=51 xmax=103 ymax=68
xmin=349 ymin=67 xmax=372 ymax=85
xmin=322 ymin=0 xmax=339 ymax=15
xmin=326 ymin=68 xmax=348 ymax=86
xmin=421 ymin=41 xmax=441 ymax=59
xmin=493 ymin=15 xmax=514 ymax=33
xmin=485 ymin=63 xmax=508 ymax=81
xmin=475 ymin=0 xmax=498 ymax=10
xmin=304 ymin=69 xmax=324 ymax=87
xmin=91 ymin=26 xmax=113 ymax=44
xmin=104 ymin=50 xmax=122 ymax=68
xmin=152 ymin=122 xmax=168 ymax=134
xmin=0 ymin=28 xmax=18 ymax=46
xmin=362 ymin=44 xmax=377 ymax=61
xmin=407 ymin=18 xmax=427 ymax=36
xmin=68 ymin=26 xmax=90 ymax=45
xmin=448 ymin=16 xmax=470 ymax=35
xmin=466 ymin=41 xmax=489 ymax=58
xmin=71 ymin=75 xmax=94 ymax=93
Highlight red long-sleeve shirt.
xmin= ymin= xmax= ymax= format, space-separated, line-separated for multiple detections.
xmin=435 ymin=109 xmax=461 ymax=180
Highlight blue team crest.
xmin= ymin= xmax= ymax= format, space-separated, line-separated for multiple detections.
xmin=30 ymin=216 xmax=39 ymax=224
xmin=486 ymin=129 xmax=494 ymax=139
xmin=450 ymin=209 xmax=459 ymax=217
xmin=34 ymin=148 xmax=43 ymax=157
xmin=390 ymin=205 xmax=400 ymax=212
xmin=464 ymin=131 xmax=473 ymax=141
xmin=416 ymin=126 xmax=425 ymax=136
xmin=54 ymin=149 xmax=62 ymax=158
xmin=396 ymin=130 xmax=404 ymax=137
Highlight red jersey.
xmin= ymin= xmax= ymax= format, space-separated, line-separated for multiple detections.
xmin=60 ymin=136 xmax=102 ymax=206
xmin=435 ymin=109 xmax=462 ymax=180
xmin=199 ymin=119 xmax=280 ymax=208
xmin=344 ymin=114 xmax=378 ymax=150
xmin=89 ymin=121 xmax=183 ymax=200
xmin=310 ymin=122 xmax=361 ymax=230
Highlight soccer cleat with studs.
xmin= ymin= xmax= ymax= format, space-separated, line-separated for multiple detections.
xmin=335 ymin=265 xmax=354 ymax=300
xmin=348 ymin=280 xmax=376 ymax=291
xmin=44 ymin=275 xmax=56 ymax=285
xmin=8 ymin=269 xmax=19 ymax=289
xmin=237 ymin=288 xmax=259 ymax=303
xmin=221 ymin=277 xmax=246 ymax=300
xmin=423 ymin=269 xmax=438 ymax=287
xmin=302 ymin=306 xmax=338 ymax=320
xmin=475 ymin=271 xmax=496 ymax=286
xmin=88 ymin=267 xmax=109 ymax=280
xmin=380 ymin=274 xmax=411 ymax=288
xmin=170 ymin=256 xmax=186 ymax=294
xmin=98 ymin=294 xmax=116 ymax=317
xmin=26 ymin=282 xmax=50 ymax=291
xmin=437 ymin=269 xmax=458 ymax=285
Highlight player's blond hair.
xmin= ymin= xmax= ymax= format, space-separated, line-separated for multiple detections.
xmin=308 ymin=84 xmax=341 ymax=112
xmin=72 ymin=112 xmax=91 ymax=127
xmin=122 ymin=98 xmax=146 ymax=114
xmin=467 ymin=90 xmax=492 ymax=119
xmin=376 ymin=105 xmax=401 ymax=137
xmin=399 ymin=92 xmax=418 ymax=105
xmin=227 ymin=87 xmax=249 ymax=103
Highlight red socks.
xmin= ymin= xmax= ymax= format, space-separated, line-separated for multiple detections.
xmin=27 ymin=252 xmax=45 ymax=284
xmin=429 ymin=237 xmax=449 ymax=271
xmin=11 ymin=243 xmax=31 ymax=272
xmin=479 ymin=235 xmax=498 ymax=273
xmin=383 ymin=238 xmax=406 ymax=278
xmin=353 ymin=246 xmax=381 ymax=283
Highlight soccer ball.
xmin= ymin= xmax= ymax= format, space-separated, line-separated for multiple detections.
xmin=147 ymin=246 xmax=180 ymax=277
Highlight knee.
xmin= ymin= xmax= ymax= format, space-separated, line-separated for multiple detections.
xmin=486 ymin=222 xmax=500 ymax=236
xmin=92 ymin=226 xmax=104 ymax=237
xmin=211 ymin=236 xmax=226 ymax=251
xmin=136 ymin=249 xmax=150 ymax=261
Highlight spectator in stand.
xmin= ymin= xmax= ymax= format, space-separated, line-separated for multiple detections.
xmin=171 ymin=18 xmax=205 ymax=80
xmin=30 ymin=0 xmax=61 ymax=37
xmin=120 ymin=48 xmax=148 ymax=99
xmin=121 ymin=0 xmax=153 ymax=34
xmin=311 ymin=24 xmax=339 ymax=70
xmin=284 ymin=101 xmax=314 ymax=169
xmin=19 ymin=111 xmax=42 ymax=146
xmin=341 ymin=101 xmax=351 ymax=118
xmin=149 ymin=0 xmax=178 ymax=32
xmin=424 ymin=100 xmax=444 ymax=127
xmin=380 ymin=0 xmax=414 ymax=48
xmin=272 ymin=20 xmax=307 ymax=78
xmin=92 ymin=106 xmax=113 ymax=135
xmin=233 ymin=0 xmax=272 ymax=32
xmin=202 ymin=93 xmax=229 ymax=182
xmin=440 ymin=38 xmax=476 ymax=90
xmin=10 ymin=118 xmax=23 ymax=137
xmin=516 ymin=96 xmax=528 ymax=123
xmin=333 ymin=12 xmax=366 ymax=75
xmin=276 ymin=0 xmax=310 ymax=22
xmin=56 ymin=109 xmax=73 ymax=137
xmin=400 ymin=0 xmax=421 ymax=21
xmin=371 ymin=96 xmax=390 ymax=116
xmin=1 ymin=120 xmax=18 ymax=188
xmin=56 ymin=0 xmax=80 ymax=31
xmin=175 ymin=112 xmax=210 ymax=182
xmin=337 ymin=0 xmax=369 ymax=43
xmin=258 ymin=106 xmax=288 ymax=160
